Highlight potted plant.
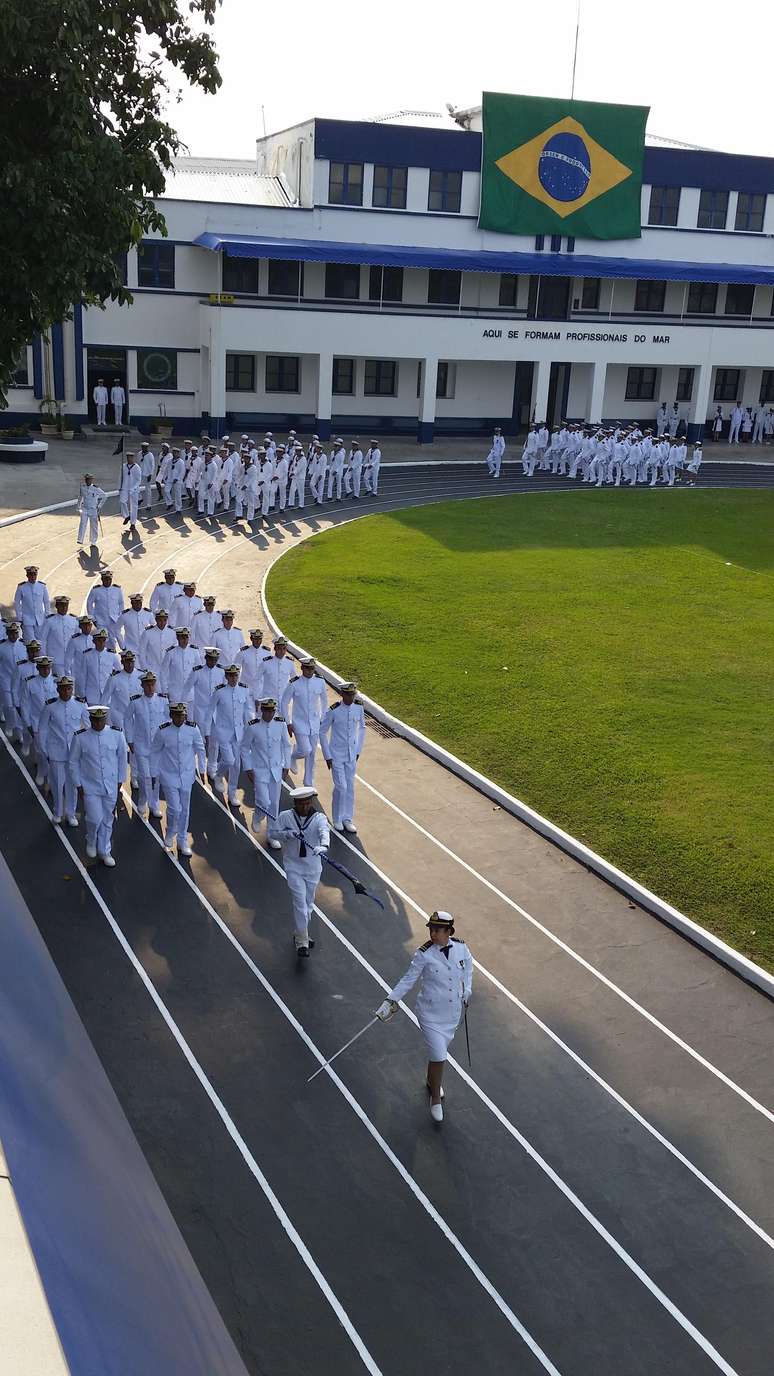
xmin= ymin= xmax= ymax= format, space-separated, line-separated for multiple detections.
xmin=153 ymin=401 xmax=174 ymax=439
xmin=39 ymin=397 xmax=58 ymax=436
xmin=0 ymin=424 xmax=34 ymax=446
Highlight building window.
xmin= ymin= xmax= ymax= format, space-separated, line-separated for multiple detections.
xmin=697 ymin=190 xmax=729 ymax=230
xmin=735 ymin=192 xmax=766 ymax=232
xmin=328 ymin=161 xmax=363 ymax=206
xmin=499 ymin=274 xmax=518 ymax=307
xmin=11 ymin=349 xmax=29 ymax=386
xmin=436 ymin=362 xmax=452 ymax=398
xmin=222 ymin=254 xmax=259 ymax=294
xmin=372 ymin=165 xmax=407 ymax=209
xmin=265 ymin=355 xmax=300 ymax=393
xmin=648 ymin=185 xmax=681 ymax=226
xmin=368 ymin=265 xmax=403 ymax=302
xmin=724 ymin=283 xmax=755 ymax=315
xmin=676 ymin=367 xmax=694 ymax=402
xmin=268 ymin=259 xmax=302 ymax=296
xmin=713 ymin=368 xmax=740 ymax=402
xmin=325 ymin=263 xmax=360 ymax=299
xmin=225 ymin=353 xmax=255 ymax=392
xmin=332 ymin=358 xmax=355 ymax=395
xmin=137 ymin=241 xmax=175 ymax=288
xmin=114 ymin=250 xmax=128 ymax=286
xmin=686 ymin=282 xmax=718 ymax=314
xmin=625 ymin=367 xmax=657 ymax=401
xmin=759 ymin=370 xmax=774 ymax=403
xmin=634 ymin=280 xmax=666 ymax=312
xmin=581 ymin=277 xmax=601 ymax=310
xmin=137 ymin=348 xmax=177 ymax=390
xmin=364 ymin=360 xmax=397 ymax=396
xmin=428 ymin=169 xmax=462 ymax=213
xmin=427 ymin=269 xmax=461 ymax=305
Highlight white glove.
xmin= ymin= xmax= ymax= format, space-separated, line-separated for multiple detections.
xmin=464 ymin=994 xmax=471 ymax=1008
xmin=313 ymin=845 xmax=327 ymax=856
xmin=375 ymin=999 xmax=397 ymax=1022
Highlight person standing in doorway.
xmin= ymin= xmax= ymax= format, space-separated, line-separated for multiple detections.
xmin=93 ymin=378 xmax=108 ymax=426
xmin=111 ymin=377 xmax=126 ymax=427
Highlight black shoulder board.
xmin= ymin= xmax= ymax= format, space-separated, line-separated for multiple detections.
xmin=215 ymin=682 xmax=226 ymax=689
xmin=275 ymin=715 xmax=285 ymax=723
xmin=122 ymin=607 xmax=131 ymax=614
xmin=75 ymin=726 xmax=87 ymax=734
xmin=193 ymin=609 xmax=203 ymax=615
xmin=46 ymin=611 xmax=55 ymax=618
xmin=165 ymin=644 xmax=175 ymax=651
xmin=451 ymin=936 xmax=462 ymax=943
xmin=84 ymin=646 xmax=94 ymax=653
xmin=331 ymin=701 xmax=340 ymax=709
xmin=46 ymin=696 xmax=58 ymax=705
xmin=248 ymin=716 xmax=260 ymax=725
xmin=159 ymin=721 xmax=171 ymax=728
xmin=111 ymin=668 xmax=121 ymax=675
xmin=289 ymin=675 xmax=299 ymax=683
xmin=420 ymin=940 xmax=432 ymax=952
xmin=192 ymin=664 xmax=203 ymax=671
xmin=159 ymin=692 xmax=169 ymax=698
xmin=187 ymin=719 xmax=197 ymax=727
xmin=262 ymin=653 xmax=273 ymax=661
xmin=129 ymin=693 xmax=141 ymax=700
xmin=240 ymin=645 xmax=249 ymax=652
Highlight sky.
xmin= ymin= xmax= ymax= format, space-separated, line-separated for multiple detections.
xmin=168 ymin=0 xmax=774 ymax=161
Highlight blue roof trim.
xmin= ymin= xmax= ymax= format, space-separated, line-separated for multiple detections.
xmin=311 ymin=119 xmax=774 ymax=192
xmin=194 ymin=232 xmax=774 ymax=285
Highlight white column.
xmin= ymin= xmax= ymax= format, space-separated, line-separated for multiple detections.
xmin=418 ymin=356 xmax=437 ymax=443
xmin=688 ymin=362 xmax=713 ymax=442
xmin=587 ymin=360 xmax=607 ymax=424
xmin=208 ymin=309 xmax=225 ymax=435
xmin=316 ymin=352 xmax=333 ymax=442
xmin=532 ymin=357 xmax=551 ymax=424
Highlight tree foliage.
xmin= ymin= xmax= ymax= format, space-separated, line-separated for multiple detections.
xmin=0 ymin=0 xmax=222 ymax=407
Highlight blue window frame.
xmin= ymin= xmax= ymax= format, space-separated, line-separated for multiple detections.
xmin=328 ymin=161 xmax=363 ymax=206
xmin=372 ymin=165 xmax=407 ymax=209
xmin=428 ymin=169 xmax=462 ymax=213
xmin=137 ymin=241 xmax=175 ymax=288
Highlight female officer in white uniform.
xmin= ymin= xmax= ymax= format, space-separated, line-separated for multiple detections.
xmin=377 ymin=911 xmax=473 ymax=1123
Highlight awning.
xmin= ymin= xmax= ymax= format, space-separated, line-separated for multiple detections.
xmin=194 ymin=232 xmax=774 ymax=285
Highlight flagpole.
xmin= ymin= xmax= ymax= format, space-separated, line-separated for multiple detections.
xmin=570 ymin=0 xmax=581 ymax=99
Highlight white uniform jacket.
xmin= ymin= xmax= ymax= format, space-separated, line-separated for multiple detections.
xmin=161 ymin=645 xmax=202 ymax=709
xmin=169 ymin=593 xmax=204 ymax=631
xmin=87 ymin=584 xmax=124 ymax=633
xmin=118 ymin=607 xmax=155 ymax=657
xmin=105 ymin=667 xmax=143 ymax=728
xmin=20 ymin=672 xmax=55 ymax=730
xmin=280 ymin=673 xmax=329 ymax=734
xmin=191 ymin=608 xmax=223 ymax=648
xmin=124 ymin=692 xmax=170 ymax=754
xmin=149 ymin=580 xmax=183 ymax=614
xmin=241 ymin=716 xmax=291 ymax=780
xmin=40 ymin=612 xmax=79 ymax=675
xmin=77 ymin=646 xmax=122 ymax=704
xmin=269 ymin=808 xmax=330 ymax=869
xmin=69 ymin=726 xmax=128 ymax=797
xmin=210 ymin=682 xmax=252 ymax=743
xmin=37 ymin=696 xmax=90 ymax=761
xmin=183 ymin=662 xmax=226 ymax=733
xmin=212 ymin=626 xmax=244 ymax=664
xmin=151 ymin=721 xmax=206 ymax=787
xmin=256 ymin=653 xmax=296 ymax=704
xmin=238 ymin=644 xmax=267 ymax=701
xmin=320 ymin=700 xmax=366 ymax=763
xmin=139 ymin=624 xmax=177 ymax=678
xmin=389 ymin=938 xmax=473 ymax=1026
xmin=14 ymin=580 xmax=50 ymax=631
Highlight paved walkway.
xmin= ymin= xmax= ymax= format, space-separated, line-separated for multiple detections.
xmin=0 ymin=1139 xmax=69 ymax=1376
xmin=1 ymin=468 xmax=774 ymax=1374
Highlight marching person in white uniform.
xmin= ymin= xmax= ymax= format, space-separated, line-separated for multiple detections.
xmin=376 ymin=910 xmax=473 ymax=1122
xmin=320 ymin=682 xmax=366 ymax=833
xmin=105 ymin=649 xmax=143 ymax=730
xmin=14 ymin=566 xmax=50 ymax=644
xmin=65 ymin=615 xmax=94 ymax=679
xmin=69 ymin=704 xmax=128 ymax=865
xmin=161 ymin=627 xmax=201 ymax=718
xmin=118 ymin=593 xmax=154 ymax=658
xmin=0 ymin=623 xmax=27 ymax=740
xmin=149 ymin=568 xmax=182 ymax=615
xmin=327 ymin=439 xmax=345 ymax=500
xmin=183 ymin=646 xmax=225 ymax=743
xmin=348 ymin=441 xmax=364 ymax=498
xmin=37 ymin=675 xmax=89 ymax=825
xmin=486 ymin=426 xmax=505 ymax=477
xmin=288 ymin=444 xmax=307 ymax=508
xmin=124 ymin=670 xmax=169 ymax=817
xmin=164 ymin=447 xmax=186 ymax=513
xmin=207 ymin=663 xmax=252 ymax=802
xmin=257 ymin=634 xmax=295 ymax=705
xmin=119 ymin=452 xmax=141 ymax=532
xmin=76 ymin=474 xmax=107 ymax=545
xmin=212 ymin=609 xmax=244 ymax=665
xmin=13 ymin=639 xmax=41 ymax=752
xmin=139 ymin=442 xmax=156 ymax=507
xmin=363 ymin=441 xmax=381 ymax=494
xmin=729 ymin=403 xmax=744 ymax=444
xmin=140 ymin=608 xmax=177 ymax=679
xmin=170 ymin=582 xmax=203 ymax=631
xmin=241 ymin=697 xmax=292 ymax=842
xmin=191 ymin=595 xmax=223 ymax=649
xmin=111 ymin=378 xmax=126 ymax=427
xmin=77 ymin=628 xmax=121 ymax=705
xmin=272 ymin=445 xmax=289 ymax=511
xmin=19 ymin=654 xmax=55 ymax=784
xmin=151 ymin=702 xmax=206 ymax=856
xmin=238 ymin=629 xmax=266 ymax=707
xmin=87 ymin=570 xmax=124 ymax=650
xmin=281 ymin=656 xmax=329 ymax=786
xmin=269 ymin=786 xmax=330 ymax=957
xmin=93 ymin=378 xmax=108 ymax=425
xmin=41 ymin=595 xmax=79 ymax=677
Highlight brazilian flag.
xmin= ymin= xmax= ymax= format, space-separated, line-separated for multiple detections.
xmin=479 ymin=91 xmax=649 ymax=240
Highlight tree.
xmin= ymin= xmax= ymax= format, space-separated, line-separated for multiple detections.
xmin=0 ymin=0 xmax=222 ymax=408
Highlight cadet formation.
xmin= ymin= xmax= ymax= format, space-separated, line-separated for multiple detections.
xmin=488 ymin=423 xmax=704 ymax=485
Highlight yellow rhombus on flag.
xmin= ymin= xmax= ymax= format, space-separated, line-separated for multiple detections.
xmin=495 ymin=115 xmax=632 ymax=219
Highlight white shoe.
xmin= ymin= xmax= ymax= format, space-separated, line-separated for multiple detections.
xmin=21 ymin=744 xmax=30 ymax=757
xmin=66 ymin=816 xmax=78 ymax=828
xmin=151 ymin=807 xmax=163 ymax=819
xmin=100 ymin=854 xmax=116 ymax=867
xmin=430 ymin=1103 xmax=444 ymax=1123
xmin=343 ymin=821 xmax=357 ymax=833
xmin=164 ymin=840 xmax=175 ymax=853
xmin=334 ymin=823 xmax=345 ymax=832
xmin=228 ymin=793 xmax=238 ymax=805
xmin=178 ymin=843 xmax=192 ymax=857
xmin=50 ymin=815 xmax=63 ymax=826
xmin=35 ymin=772 xmax=45 ymax=786
xmin=85 ymin=844 xmax=97 ymax=858
xmin=268 ymin=838 xmax=281 ymax=850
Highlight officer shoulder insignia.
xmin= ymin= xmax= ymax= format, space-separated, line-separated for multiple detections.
xmin=331 ymin=701 xmax=340 ymax=709
xmin=248 ymin=716 xmax=259 ymax=725
xmin=419 ymin=940 xmax=433 ymax=952
xmin=262 ymin=654 xmax=273 ymax=661
xmin=130 ymin=693 xmax=141 ymax=700
xmin=46 ymin=611 xmax=55 ymax=618
xmin=451 ymin=936 xmax=463 ymax=943
xmin=275 ymin=715 xmax=285 ymax=722
xmin=215 ymin=682 xmax=226 ymax=689
xmin=159 ymin=721 xmax=171 ymax=728
xmin=75 ymin=726 xmax=87 ymax=734
xmin=240 ymin=646 xmax=249 ymax=652
xmin=84 ymin=647 xmax=94 ymax=654
xmin=188 ymin=720 xmax=197 ymax=727
xmin=111 ymin=668 xmax=121 ymax=675
xmin=165 ymin=644 xmax=175 ymax=651
xmin=289 ymin=675 xmax=299 ymax=683
xmin=46 ymin=696 xmax=58 ymax=705
xmin=122 ymin=607 xmax=131 ymax=614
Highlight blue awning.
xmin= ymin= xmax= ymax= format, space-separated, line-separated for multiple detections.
xmin=194 ymin=231 xmax=774 ymax=285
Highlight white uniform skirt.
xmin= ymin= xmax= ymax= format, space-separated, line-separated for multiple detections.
xmin=419 ymin=1016 xmax=459 ymax=1062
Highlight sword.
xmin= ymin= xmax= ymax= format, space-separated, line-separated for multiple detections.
xmin=463 ymin=1005 xmax=472 ymax=1067
xmin=307 ymin=1016 xmax=379 ymax=1082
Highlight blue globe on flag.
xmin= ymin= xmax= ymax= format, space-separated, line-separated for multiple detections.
xmin=538 ymin=132 xmax=591 ymax=202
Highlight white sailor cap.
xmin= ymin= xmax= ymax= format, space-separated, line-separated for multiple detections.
xmin=426 ymin=910 xmax=454 ymax=928
xmin=290 ymin=786 xmax=317 ymax=800
xmin=88 ymin=704 xmax=109 ymax=718
xmin=203 ymin=646 xmax=220 ymax=656
xmin=259 ymin=696 xmax=277 ymax=707
xmin=300 ymin=655 xmax=316 ymax=667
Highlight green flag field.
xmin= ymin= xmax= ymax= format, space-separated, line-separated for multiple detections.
xmin=267 ymin=489 xmax=774 ymax=969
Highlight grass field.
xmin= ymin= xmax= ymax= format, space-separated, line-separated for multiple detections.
xmin=267 ymin=489 xmax=774 ymax=969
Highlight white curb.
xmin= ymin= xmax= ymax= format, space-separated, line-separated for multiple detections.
xmin=260 ymin=538 xmax=774 ymax=1000
xmin=0 ymin=490 xmax=119 ymax=529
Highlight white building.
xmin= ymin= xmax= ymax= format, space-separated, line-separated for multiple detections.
xmin=8 ymin=112 xmax=774 ymax=443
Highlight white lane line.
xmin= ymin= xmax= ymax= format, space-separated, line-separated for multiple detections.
xmin=0 ymin=738 xmax=384 ymax=1376
xmin=120 ymin=787 xmax=562 ymax=1375
xmin=327 ymin=829 xmax=774 ymax=1253
xmin=191 ymin=780 xmax=741 ymax=1376
xmin=356 ymin=774 xmax=774 ymax=1128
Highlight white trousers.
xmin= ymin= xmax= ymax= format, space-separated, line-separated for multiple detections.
xmin=77 ymin=510 xmax=99 ymax=543
xmin=290 ymin=729 xmax=319 ymax=786
xmin=161 ymin=778 xmax=193 ymax=844
xmin=272 ymin=478 xmax=287 ymax=511
xmin=132 ymin=749 xmax=160 ymax=811
xmin=284 ymin=859 xmax=322 ymax=936
xmin=261 ymin=482 xmax=273 ymax=517
xmin=113 ymin=403 xmax=123 ymax=426
xmin=327 ymin=469 xmax=343 ymax=500
xmin=350 ymin=464 xmax=362 ymax=496
xmin=48 ymin=759 xmax=77 ymax=819
xmin=309 ymin=473 xmax=325 ymax=502
xmin=84 ymin=791 xmax=115 ymax=855
xmin=288 ymin=477 xmax=305 ymax=508
xmin=96 ymin=404 xmax=106 ymax=425
xmin=120 ymin=491 xmax=139 ymax=524
xmin=0 ymin=687 xmax=20 ymax=735
xmin=752 ymin=420 xmax=765 ymax=443
xmin=208 ymin=736 xmax=240 ymax=797
xmin=729 ymin=419 xmax=742 ymax=443
xmin=252 ymin=772 xmax=282 ymax=822
xmin=330 ymin=759 xmax=356 ymax=826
